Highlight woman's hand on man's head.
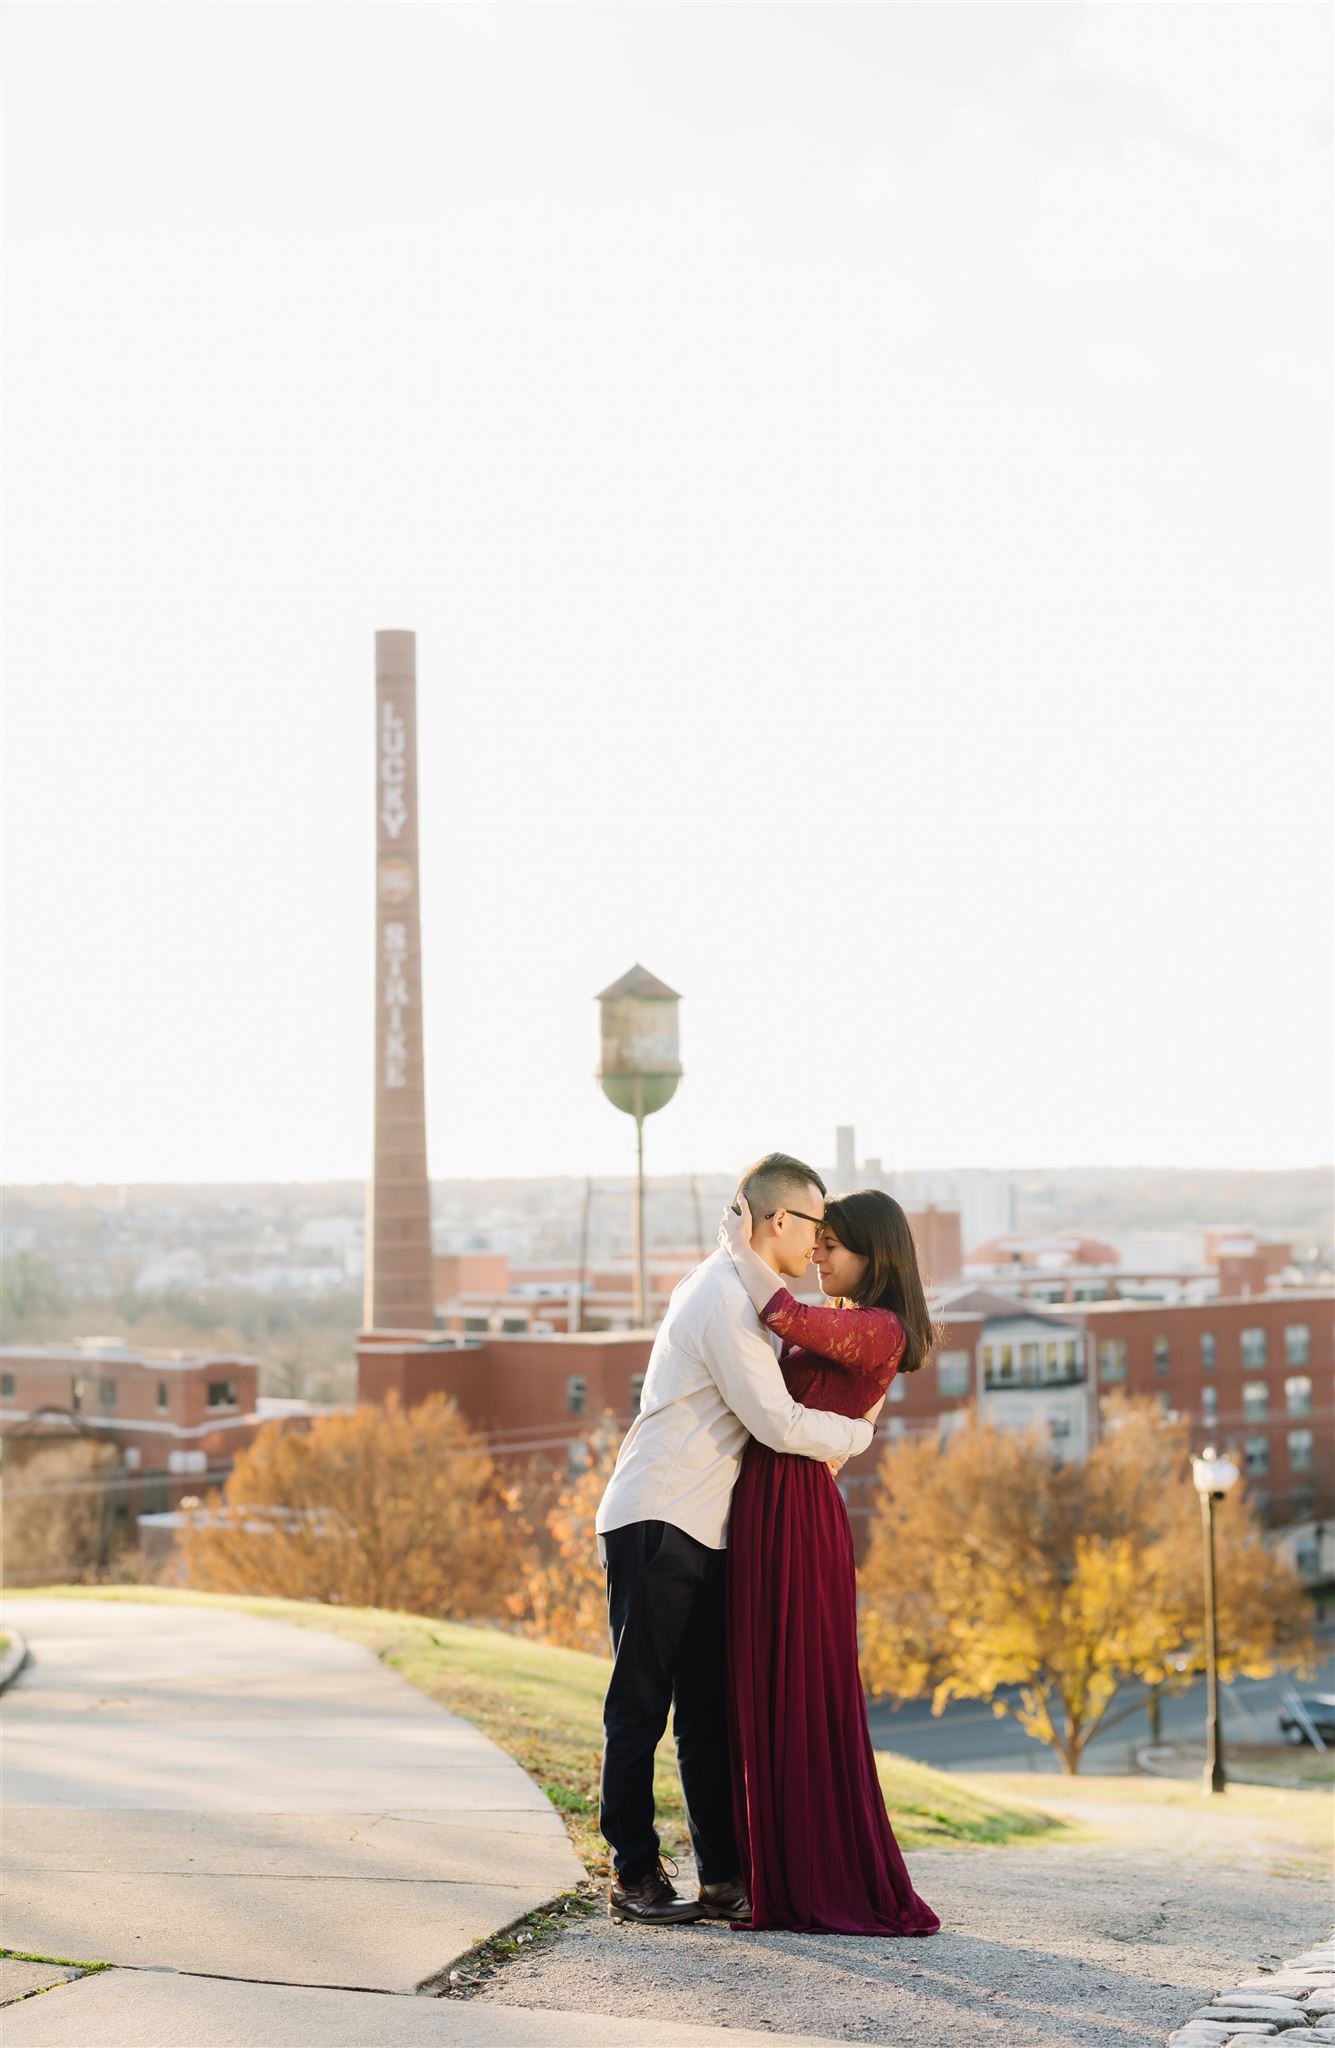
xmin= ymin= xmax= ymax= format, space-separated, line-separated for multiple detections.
xmin=718 ymin=1197 xmax=754 ymax=1256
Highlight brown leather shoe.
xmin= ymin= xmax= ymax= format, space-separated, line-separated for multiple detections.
xmin=696 ymin=1877 xmax=751 ymax=1924
xmin=608 ymin=1859 xmax=703 ymax=1925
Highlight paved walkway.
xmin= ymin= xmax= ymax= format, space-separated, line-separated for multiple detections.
xmin=0 ymin=1597 xmax=847 ymax=2047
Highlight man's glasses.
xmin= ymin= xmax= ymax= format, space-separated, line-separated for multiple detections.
xmin=764 ymin=1209 xmax=825 ymax=1230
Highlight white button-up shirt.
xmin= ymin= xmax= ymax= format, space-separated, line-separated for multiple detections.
xmin=595 ymin=1249 xmax=874 ymax=1553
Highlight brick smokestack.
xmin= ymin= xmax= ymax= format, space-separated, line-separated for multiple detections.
xmin=363 ymin=630 xmax=435 ymax=1331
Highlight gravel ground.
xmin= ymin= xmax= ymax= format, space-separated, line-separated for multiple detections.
xmin=469 ymin=1830 xmax=1328 ymax=2048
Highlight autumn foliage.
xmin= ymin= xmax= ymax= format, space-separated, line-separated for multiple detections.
xmin=859 ymin=1398 xmax=1315 ymax=1772
xmin=180 ymin=1394 xmax=511 ymax=1619
xmin=1 ymin=1436 xmax=121 ymax=1585
xmin=503 ymin=1419 xmax=618 ymax=1653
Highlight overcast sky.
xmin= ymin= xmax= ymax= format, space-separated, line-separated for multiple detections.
xmin=4 ymin=4 xmax=1331 ymax=1187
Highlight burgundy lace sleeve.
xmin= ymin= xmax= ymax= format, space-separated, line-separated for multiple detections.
xmin=759 ymin=1288 xmax=905 ymax=1375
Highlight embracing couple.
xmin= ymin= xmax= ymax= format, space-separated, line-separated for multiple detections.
xmin=594 ymin=1150 xmax=941 ymax=1938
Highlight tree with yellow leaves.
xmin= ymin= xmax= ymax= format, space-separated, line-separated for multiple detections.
xmin=859 ymin=1398 xmax=1314 ymax=1772
xmin=505 ymin=1418 xmax=619 ymax=1654
xmin=1 ymin=1436 xmax=121 ymax=1585
xmin=180 ymin=1393 xmax=512 ymax=1619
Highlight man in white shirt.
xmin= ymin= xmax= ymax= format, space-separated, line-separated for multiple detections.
xmin=594 ymin=1151 xmax=882 ymax=1926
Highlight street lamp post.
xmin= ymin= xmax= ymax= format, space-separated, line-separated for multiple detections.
xmin=1190 ymin=1445 xmax=1241 ymax=1796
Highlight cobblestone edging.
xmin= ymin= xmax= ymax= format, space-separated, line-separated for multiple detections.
xmin=0 ymin=1629 xmax=30 ymax=1694
xmin=1168 ymin=1931 xmax=1335 ymax=2047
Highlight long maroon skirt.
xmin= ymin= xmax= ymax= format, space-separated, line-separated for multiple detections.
xmin=726 ymin=1440 xmax=941 ymax=1936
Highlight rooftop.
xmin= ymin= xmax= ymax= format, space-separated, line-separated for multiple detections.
xmin=596 ymin=963 xmax=681 ymax=1002
xmin=0 ymin=1341 xmax=260 ymax=1369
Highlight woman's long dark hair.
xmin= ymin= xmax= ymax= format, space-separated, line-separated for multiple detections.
xmin=821 ymin=1189 xmax=938 ymax=1373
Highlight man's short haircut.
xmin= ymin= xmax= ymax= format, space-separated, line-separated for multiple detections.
xmin=738 ymin=1151 xmax=827 ymax=1219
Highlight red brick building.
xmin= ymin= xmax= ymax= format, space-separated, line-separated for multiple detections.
xmin=1071 ymin=1293 xmax=1330 ymax=1522
xmin=434 ymin=1249 xmax=698 ymax=1336
xmin=358 ymin=1328 xmax=652 ymax=1466
xmin=0 ymin=1341 xmax=323 ymax=1545
xmin=906 ymin=1207 xmax=963 ymax=1290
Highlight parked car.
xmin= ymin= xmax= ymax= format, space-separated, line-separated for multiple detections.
xmin=1278 ymin=1694 xmax=1335 ymax=1745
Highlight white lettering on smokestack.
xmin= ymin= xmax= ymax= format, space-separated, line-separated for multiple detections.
xmin=367 ymin=627 xmax=433 ymax=1332
xmin=380 ymin=702 xmax=408 ymax=839
xmin=383 ymin=921 xmax=408 ymax=1088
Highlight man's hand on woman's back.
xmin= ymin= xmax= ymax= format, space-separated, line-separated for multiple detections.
xmin=829 ymin=1393 xmax=885 ymax=1475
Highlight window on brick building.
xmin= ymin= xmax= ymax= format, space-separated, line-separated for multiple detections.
xmin=1048 ymin=1415 xmax=1071 ymax=1440
xmin=566 ymin=1439 xmax=589 ymax=1476
xmin=1285 ymin=1375 xmax=1312 ymax=1417
xmin=629 ymin=1373 xmax=646 ymax=1415
xmin=1043 ymin=1339 xmax=1079 ymax=1380
xmin=1020 ymin=1342 xmax=1040 ymax=1378
xmin=143 ymin=1472 xmax=170 ymax=1514
xmin=500 ymin=1316 xmax=527 ymax=1335
xmin=1243 ymin=1381 xmax=1268 ymax=1421
xmin=1154 ymin=1336 xmax=1170 ymax=1378
xmin=1241 ymin=1328 xmax=1268 ymax=1368
xmin=1285 ymin=1325 xmax=1311 ymax=1367
xmin=1098 ymin=1340 xmax=1127 ymax=1383
xmin=464 ymin=1316 xmax=488 ymax=1333
xmin=72 ymin=1376 xmax=85 ymax=1413
xmin=1200 ymin=1385 xmax=1218 ymax=1426
xmin=1156 ymin=1392 xmax=1172 ymax=1416
xmin=156 ymin=1381 xmax=169 ymax=1411
xmin=1244 ymin=1435 xmax=1269 ymax=1476
xmin=207 ymin=1381 xmax=238 ymax=1410
xmin=1200 ymin=1332 xmax=1216 ymax=1372
xmin=566 ymin=1375 xmax=587 ymax=1416
xmin=887 ymin=1374 xmax=906 ymax=1401
xmin=1288 ymin=1429 xmax=1313 ymax=1473
xmin=937 ymin=1351 xmax=971 ymax=1398
xmin=0 ymin=1372 xmax=13 ymax=1401
xmin=987 ymin=1343 xmax=1015 ymax=1384
xmin=99 ymin=1378 xmax=117 ymax=1411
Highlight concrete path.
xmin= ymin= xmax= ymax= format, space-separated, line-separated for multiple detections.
xmin=0 ymin=1596 xmax=583 ymax=1993
xmin=0 ymin=1969 xmax=849 ymax=2048
xmin=0 ymin=1597 xmax=850 ymax=2048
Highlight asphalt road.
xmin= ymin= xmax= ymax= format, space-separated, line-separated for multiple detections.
xmin=867 ymin=1637 xmax=1335 ymax=1772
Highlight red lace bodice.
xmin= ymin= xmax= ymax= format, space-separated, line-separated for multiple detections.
xmin=759 ymin=1287 xmax=904 ymax=1417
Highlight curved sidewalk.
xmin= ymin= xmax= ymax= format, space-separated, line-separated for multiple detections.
xmin=0 ymin=1596 xmax=846 ymax=2048
xmin=0 ymin=1594 xmax=582 ymax=1986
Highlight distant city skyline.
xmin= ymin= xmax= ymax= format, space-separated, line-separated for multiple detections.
xmin=4 ymin=6 xmax=1331 ymax=1183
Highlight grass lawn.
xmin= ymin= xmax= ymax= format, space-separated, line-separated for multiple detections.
xmin=1139 ymin=1740 xmax=1335 ymax=1792
xmin=3 ymin=1585 xmax=1062 ymax=1875
xmin=0 ymin=1950 xmax=109 ymax=1973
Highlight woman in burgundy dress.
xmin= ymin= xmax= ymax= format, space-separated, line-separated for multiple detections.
xmin=720 ymin=1189 xmax=940 ymax=1937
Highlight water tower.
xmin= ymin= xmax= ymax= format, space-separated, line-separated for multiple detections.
xmin=596 ymin=965 xmax=682 ymax=1327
